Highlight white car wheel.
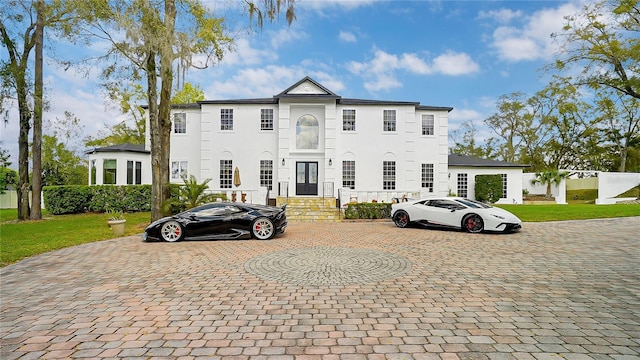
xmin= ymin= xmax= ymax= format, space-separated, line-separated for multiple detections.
xmin=252 ymin=217 xmax=275 ymax=240
xmin=161 ymin=221 xmax=184 ymax=242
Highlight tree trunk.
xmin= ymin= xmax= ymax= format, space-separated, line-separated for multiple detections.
xmin=147 ymin=53 xmax=162 ymax=222
xmin=545 ymin=182 xmax=552 ymax=199
xmin=16 ymin=73 xmax=31 ymax=220
xmin=619 ymin=146 xmax=627 ymax=172
xmin=158 ymin=0 xmax=176 ymax=218
xmin=31 ymin=0 xmax=44 ymax=220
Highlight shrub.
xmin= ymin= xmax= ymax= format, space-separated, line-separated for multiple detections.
xmin=344 ymin=202 xmax=391 ymax=219
xmin=43 ymin=185 xmax=152 ymax=214
xmin=43 ymin=186 xmax=92 ymax=214
xmin=475 ymin=174 xmax=503 ymax=203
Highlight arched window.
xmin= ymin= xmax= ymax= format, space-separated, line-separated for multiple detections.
xmin=296 ymin=115 xmax=319 ymax=149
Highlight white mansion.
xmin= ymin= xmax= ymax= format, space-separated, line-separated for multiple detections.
xmin=87 ymin=77 xmax=527 ymax=206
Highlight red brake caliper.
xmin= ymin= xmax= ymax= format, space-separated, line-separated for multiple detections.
xmin=175 ymin=227 xmax=180 ymax=236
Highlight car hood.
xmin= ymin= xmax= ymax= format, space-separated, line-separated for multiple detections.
xmin=485 ymin=207 xmax=521 ymax=222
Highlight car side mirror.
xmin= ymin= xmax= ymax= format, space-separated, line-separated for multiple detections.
xmin=189 ymin=213 xmax=197 ymax=220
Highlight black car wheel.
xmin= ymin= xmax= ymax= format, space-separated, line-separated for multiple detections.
xmin=462 ymin=214 xmax=484 ymax=233
xmin=160 ymin=220 xmax=184 ymax=242
xmin=393 ymin=210 xmax=410 ymax=228
xmin=252 ymin=217 xmax=275 ymax=240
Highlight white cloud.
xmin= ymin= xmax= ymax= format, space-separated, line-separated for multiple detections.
xmin=432 ymin=51 xmax=480 ymax=75
xmin=339 ymin=31 xmax=357 ymax=43
xmin=203 ymin=66 xmax=344 ymax=99
xmin=477 ymin=8 xmax=523 ymax=24
xmin=347 ymin=48 xmax=479 ymax=93
xmin=217 ymin=38 xmax=279 ymax=66
xmin=449 ymin=108 xmax=484 ymax=123
xmin=490 ymin=2 xmax=581 ymax=62
xmin=270 ymin=27 xmax=309 ymax=49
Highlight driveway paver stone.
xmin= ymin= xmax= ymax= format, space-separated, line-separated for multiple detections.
xmin=1 ymin=217 xmax=639 ymax=359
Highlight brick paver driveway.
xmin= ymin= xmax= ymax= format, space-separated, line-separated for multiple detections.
xmin=2 ymin=217 xmax=639 ymax=359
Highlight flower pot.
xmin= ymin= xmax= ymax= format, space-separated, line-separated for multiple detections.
xmin=107 ymin=219 xmax=126 ymax=236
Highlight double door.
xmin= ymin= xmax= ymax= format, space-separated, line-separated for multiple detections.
xmin=296 ymin=161 xmax=318 ymax=196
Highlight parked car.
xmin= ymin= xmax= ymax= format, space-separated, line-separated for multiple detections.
xmin=143 ymin=202 xmax=287 ymax=242
xmin=391 ymin=197 xmax=521 ymax=233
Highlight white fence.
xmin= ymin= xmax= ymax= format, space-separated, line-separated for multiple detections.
xmin=595 ymin=172 xmax=640 ymax=204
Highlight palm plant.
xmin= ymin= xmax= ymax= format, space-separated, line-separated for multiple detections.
xmin=530 ymin=170 xmax=569 ymax=199
xmin=163 ymin=174 xmax=225 ymax=214
xmin=179 ymin=174 xmax=214 ymax=209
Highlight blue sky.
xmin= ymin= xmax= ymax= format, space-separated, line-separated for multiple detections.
xmin=1 ymin=0 xmax=585 ymax=169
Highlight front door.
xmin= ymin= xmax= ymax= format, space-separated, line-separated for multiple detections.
xmin=296 ymin=161 xmax=318 ymax=195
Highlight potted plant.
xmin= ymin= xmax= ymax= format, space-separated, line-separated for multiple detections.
xmin=106 ymin=208 xmax=126 ymax=236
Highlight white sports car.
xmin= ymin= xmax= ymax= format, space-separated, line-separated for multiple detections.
xmin=391 ymin=197 xmax=522 ymax=233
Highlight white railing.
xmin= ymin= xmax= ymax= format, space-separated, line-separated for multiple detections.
xmin=338 ymin=189 xmax=421 ymax=207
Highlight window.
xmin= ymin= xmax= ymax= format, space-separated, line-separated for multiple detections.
xmin=342 ymin=160 xmax=355 ymax=189
xmin=383 ymin=161 xmax=396 ymax=190
xmin=457 ymin=173 xmax=468 ymax=198
xmin=220 ymin=160 xmax=232 ymax=188
xmin=421 ymin=163 xmax=434 ymax=192
xmin=174 ymin=113 xmax=186 ymax=134
xmin=383 ymin=110 xmax=396 ymax=132
xmin=103 ymin=159 xmax=117 ymax=185
xmin=501 ymin=173 xmax=508 ymax=199
xmin=221 ymin=109 xmax=233 ymax=130
xmin=90 ymin=159 xmax=96 ymax=185
xmin=127 ymin=161 xmax=142 ymax=185
xmin=260 ymin=160 xmax=273 ymax=190
xmin=261 ymin=109 xmax=274 ymax=130
xmin=422 ymin=114 xmax=434 ymax=135
xmin=296 ymin=114 xmax=319 ymax=149
xmin=343 ymin=109 xmax=356 ymax=131
xmin=171 ymin=161 xmax=188 ymax=179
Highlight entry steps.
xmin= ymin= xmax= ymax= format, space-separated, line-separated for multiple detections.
xmin=276 ymin=197 xmax=343 ymax=222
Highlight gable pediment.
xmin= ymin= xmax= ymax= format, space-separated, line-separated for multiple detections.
xmin=287 ymin=81 xmax=327 ymax=95
xmin=275 ymin=76 xmax=340 ymax=100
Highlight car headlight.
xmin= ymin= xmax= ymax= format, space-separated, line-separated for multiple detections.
xmin=490 ymin=214 xmax=505 ymax=220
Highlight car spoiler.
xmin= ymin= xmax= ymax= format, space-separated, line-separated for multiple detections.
xmin=281 ymin=204 xmax=287 ymax=211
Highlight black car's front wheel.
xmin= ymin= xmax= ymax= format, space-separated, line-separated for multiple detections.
xmin=160 ymin=220 xmax=184 ymax=242
xmin=462 ymin=214 xmax=484 ymax=233
xmin=252 ymin=217 xmax=275 ymax=240
xmin=393 ymin=210 xmax=410 ymax=228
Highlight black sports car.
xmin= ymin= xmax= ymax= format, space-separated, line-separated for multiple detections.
xmin=143 ymin=202 xmax=287 ymax=242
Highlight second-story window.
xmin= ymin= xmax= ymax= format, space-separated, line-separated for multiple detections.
xmin=422 ymin=114 xmax=434 ymax=135
xmin=174 ymin=113 xmax=186 ymax=134
xmin=383 ymin=110 xmax=396 ymax=132
xmin=261 ymin=109 xmax=274 ymax=130
xmin=343 ymin=109 xmax=356 ymax=131
xmin=221 ymin=109 xmax=233 ymax=130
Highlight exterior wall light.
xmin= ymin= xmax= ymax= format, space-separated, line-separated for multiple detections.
xmin=328 ymin=158 xmax=332 ymax=166
xmin=282 ymin=158 xmax=285 ymax=166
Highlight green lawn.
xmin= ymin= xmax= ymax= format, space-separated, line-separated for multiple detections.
xmin=1 ymin=204 xmax=640 ymax=267
xmin=496 ymin=203 xmax=640 ymax=222
xmin=1 ymin=210 xmax=152 ymax=267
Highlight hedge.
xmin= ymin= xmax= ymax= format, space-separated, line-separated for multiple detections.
xmin=43 ymin=185 xmax=152 ymax=215
xmin=344 ymin=202 xmax=391 ymax=219
xmin=475 ymin=174 xmax=503 ymax=203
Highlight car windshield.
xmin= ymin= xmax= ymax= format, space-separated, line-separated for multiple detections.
xmin=456 ymin=198 xmax=492 ymax=209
